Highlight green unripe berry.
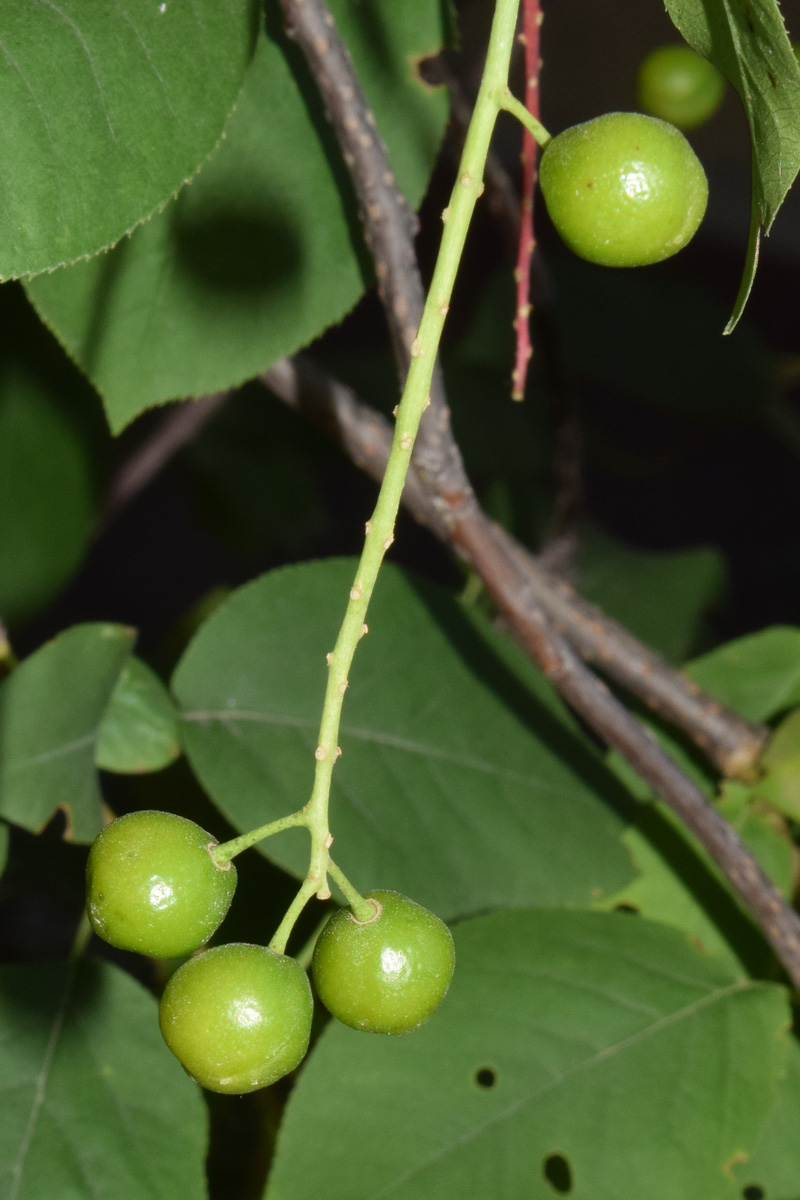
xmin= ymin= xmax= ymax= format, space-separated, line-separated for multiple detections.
xmin=312 ymin=889 xmax=455 ymax=1035
xmin=637 ymin=45 xmax=725 ymax=130
xmin=539 ymin=112 xmax=708 ymax=267
xmin=159 ymin=943 xmax=313 ymax=1093
xmin=86 ymin=810 xmax=236 ymax=958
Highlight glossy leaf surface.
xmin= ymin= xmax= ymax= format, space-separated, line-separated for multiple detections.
xmin=173 ymin=561 xmax=633 ymax=920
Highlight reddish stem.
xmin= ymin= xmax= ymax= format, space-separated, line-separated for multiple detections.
xmin=511 ymin=0 xmax=542 ymax=400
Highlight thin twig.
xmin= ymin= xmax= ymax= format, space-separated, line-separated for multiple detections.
xmin=278 ymin=0 xmax=469 ymax=505
xmin=434 ymin=58 xmax=584 ymax=570
xmin=511 ymin=0 xmax=541 ymax=400
xmin=263 ymin=357 xmax=800 ymax=989
xmin=327 ymin=5 xmax=761 ymax=771
xmin=262 ymin=358 xmax=447 ymax=540
xmin=262 ymin=357 xmax=766 ymax=779
xmin=430 ymin=57 xmax=521 ymax=259
xmin=452 ymin=511 xmax=800 ymax=991
xmin=101 ymin=392 xmax=228 ymax=530
xmin=274 ymin=0 xmax=796 ymax=981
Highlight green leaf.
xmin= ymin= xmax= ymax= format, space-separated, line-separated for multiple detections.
xmin=576 ymin=524 xmax=726 ymax=663
xmin=687 ymin=627 xmax=800 ymax=722
xmin=0 ymin=0 xmax=259 ymax=279
xmin=665 ymin=0 xmax=800 ymax=328
xmin=25 ymin=0 xmax=451 ymax=431
xmin=95 ymin=657 xmax=180 ymax=775
xmin=0 ymin=821 xmax=8 ymax=878
xmin=0 ymin=624 xmax=134 ymax=841
xmin=726 ymin=1036 xmax=800 ymax=1198
xmin=0 ymin=306 xmax=96 ymax=627
xmin=599 ymin=790 xmax=793 ymax=974
xmin=267 ymin=910 xmax=790 ymax=1200
xmin=717 ymin=783 xmax=793 ymax=898
xmin=173 ymin=560 xmax=633 ymax=920
xmin=0 ymin=958 xmax=207 ymax=1200
xmin=754 ymin=708 xmax=800 ymax=819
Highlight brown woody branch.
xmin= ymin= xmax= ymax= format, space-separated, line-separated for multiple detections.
xmin=272 ymin=0 xmax=800 ymax=981
xmin=264 ymin=355 xmax=765 ymax=779
xmin=263 ymin=355 xmax=800 ymax=989
xmin=101 ymin=392 xmax=228 ymax=531
xmin=432 ymin=57 xmax=583 ymax=573
xmin=450 ymin=511 xmax=800 ymax=990
xmin=278 ymin=0 xmax=468 ymax=505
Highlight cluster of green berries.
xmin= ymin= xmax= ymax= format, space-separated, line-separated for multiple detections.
xmin=86 ymin=811 xmax=455 ymax=1094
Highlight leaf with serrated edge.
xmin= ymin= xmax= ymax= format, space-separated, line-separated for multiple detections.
xmin=0 ymin=0 xmax=259 ymax=279
xmin=0 ymin=958 xmax=207 ymax=1200
xmin=665 ymin=0 xmax=800 ymax=329
xmin=25 ymin=0 xmax=450 ymax=431
xmin=267 ymin=910 xmax=790 ymax=1200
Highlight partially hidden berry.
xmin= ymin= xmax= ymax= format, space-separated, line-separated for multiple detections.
xmin=637 ymin=45 xmax=725 ymax=130
xmin=86 ymin=809 xmax=236 ymax=958
xmin=539 ymin=112 xmax=708 ymax=268
xmin=311 ymin=889 xmax=455 ymax=1035
xmin=159 ymin=943 xmax=313 ymax=1093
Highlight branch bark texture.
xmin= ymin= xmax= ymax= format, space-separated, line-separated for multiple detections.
xmin=266 ymin=355 xmax=800 ymax=991
xmin=278 ymin=0 xmax=469 ymax=504
xmin=271 ymin=0 xmax=799 ymax=984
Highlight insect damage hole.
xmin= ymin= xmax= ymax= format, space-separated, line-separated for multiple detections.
xmin=473 ymin=1066 xmax=497 ymax=1089
xmin=543 ymin=1152 xmax=573 ymax=1194
xmin=742 ymin=1187 xmax=766 ymax=1200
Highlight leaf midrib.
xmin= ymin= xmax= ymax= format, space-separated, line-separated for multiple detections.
xmin=180 ymin=709 xmax=578 ymax=791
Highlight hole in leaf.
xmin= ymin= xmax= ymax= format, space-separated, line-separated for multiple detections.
xmin=543 ymin=1153 xmax=573 ymax=1194
xmin=614 ymin=903 xmax=640 ymax=915
xmin=474 ymin=1067 xmax=497 ymax=1089
xmin=742 ymin=1187 xmax=765 ymax=1200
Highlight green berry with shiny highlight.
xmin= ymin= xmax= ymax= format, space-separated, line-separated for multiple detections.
xmin=159 ymin=943 xmax=313 ymax=1093
xmin=637 ymin=45 xmax=725 ymax=130
xmin=539 ymin=112 xmax=708 ymax=267
xmin=86 ymin=810 xmax=236 ymax=958
xmin=312 ymin=889 xmax=455 ymax=1035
